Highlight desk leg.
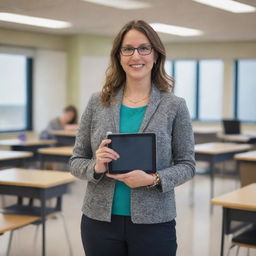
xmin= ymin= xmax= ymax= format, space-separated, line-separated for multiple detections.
xmin=220 ymin=208 xmax=225 ymax=256
xmin=210 ymin=160 xmax=214 ymax=213
xmin=41 ymin=192 xmax=46 ymax=256
xmin=39 ymin=155 xmax=44 ymax=170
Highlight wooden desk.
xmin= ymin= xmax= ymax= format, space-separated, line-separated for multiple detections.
xmin=0 ymin=168 xmax=76 ymax=256
xmin=0 ymin=139 xmax=56 ymax=158
xmin=217 ymin=133 xmax=256 ymax=144
xmin=0 ymin=150 xmax=33 ymax=168
xmin=235 ymin=150 xmax=256 ymax=187
xmin=52 ymin=130 xmax=76 ymax=145
xmin=38 ymin=146 xmax=73 ymax=169
xmin=195 ymin=143 xmax=251 ymax=200
xmin=211 ymin=183 xmax=256 ymax=256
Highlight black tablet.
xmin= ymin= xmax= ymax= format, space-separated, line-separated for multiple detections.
xmin=107 ymin=133 xmax=156 ymax=174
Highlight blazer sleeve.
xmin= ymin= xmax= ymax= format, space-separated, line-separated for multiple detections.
xmin=69 ymin=94 xmax=104 ymax=183
xmin=158 ymin=98 xmax=196 ymax=193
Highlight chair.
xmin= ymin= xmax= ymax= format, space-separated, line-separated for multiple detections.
xmin=0 ymin=213 xmax=40 ymax=256
xmin=222 ymin=119 xmax=241 ymax=135
xmin=227 ymin=225 xmax=256 ymax=256
xmin=3 ymin=197 xmax=73 ymax=256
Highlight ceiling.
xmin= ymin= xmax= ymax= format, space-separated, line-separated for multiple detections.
xmin=0 ymin=0 xmax=256 ymax=42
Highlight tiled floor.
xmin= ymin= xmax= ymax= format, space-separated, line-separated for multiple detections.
xmin=0 ymin=169 xmax=255 ymax=256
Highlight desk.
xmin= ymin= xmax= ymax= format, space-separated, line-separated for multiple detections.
xmin=0 ymin=139 xmax=56 ymax=152
xmin=52 ymin=130 xmax=76 ymax=145
xmin=0 ymin=168 xmax=76 ymax=256
xmin=195 ymin=143 xmax=251 ymax=200
xmin=0 ymin=150 xmax=33 ymax=168
xmin=235 ymin=150 xmax=256 ymax=187
xmin=211 ymin=183 xmax=256 ymax=256
xmin=38 ymin=146 xmax=73 ymax=169
xmin=217 ymin=133 xmax=256 ymax=144
xmin=193 ymin=127 xmax=220 ymax=144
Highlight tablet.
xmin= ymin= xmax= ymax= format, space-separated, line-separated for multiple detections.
xmin=107 ymin=133 xmax=156 ymax=174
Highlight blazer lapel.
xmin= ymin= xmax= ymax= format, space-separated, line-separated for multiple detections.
xmin=109 ymin=87 xmax=124 ymax=133
xmin=139 ymin=85 xmax=162 ymax=132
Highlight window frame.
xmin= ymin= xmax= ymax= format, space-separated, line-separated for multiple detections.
xmin=169 ymin=59 xmax=224 ymax=122
xmin=234 ymin=59 xmax=256 ymax=123
xmin=0 ymin=55 xmax=33 ymax=133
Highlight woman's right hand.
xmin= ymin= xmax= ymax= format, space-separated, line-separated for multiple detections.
xmin=94 ymin=139 xmax=120 ymax=174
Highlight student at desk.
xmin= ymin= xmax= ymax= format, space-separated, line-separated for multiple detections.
xmin=40 ymin=105 xmax=78 ymax=140
xmin=70 ymin=20 xmax=195 ymax=256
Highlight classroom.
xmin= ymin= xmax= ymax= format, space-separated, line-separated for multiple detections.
xmin=0 ymin=0 xmax=256 ymax=255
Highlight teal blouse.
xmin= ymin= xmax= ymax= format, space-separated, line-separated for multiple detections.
xmin=111 ymin=104 xmax=147 ymax=216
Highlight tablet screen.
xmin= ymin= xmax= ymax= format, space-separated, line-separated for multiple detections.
xmin=107 ymin=133 xmax=156 ymax=174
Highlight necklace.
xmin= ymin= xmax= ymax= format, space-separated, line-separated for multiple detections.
xmin=124 ymin=94 xmax=150 ymax=104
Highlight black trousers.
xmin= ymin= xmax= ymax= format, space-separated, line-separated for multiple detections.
xmin=81 ymin=214 xmax=177 ymax=256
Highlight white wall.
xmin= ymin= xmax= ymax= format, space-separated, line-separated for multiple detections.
xmin=79 ymin=56 xmax=109 ymax=114
xmin=33 ymin=49 xmax=67 ymax=132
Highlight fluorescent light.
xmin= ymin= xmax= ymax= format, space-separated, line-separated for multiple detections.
xmin=0 ymin=13 xmax=71 ymax=29
xmin=193 ymin=0 xmax=256 ymax=13
xmin=150 ymin=23 xmax=203 ymax=37
xmin=82 ymin=0 xmax=151 ymax=9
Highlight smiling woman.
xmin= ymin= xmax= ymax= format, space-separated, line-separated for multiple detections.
xmin=70 ymin=20 xmax=195 ymax=256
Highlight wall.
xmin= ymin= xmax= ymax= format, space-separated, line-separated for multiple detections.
xmin=0 ymin=28 xmax=68 ymax=133
xmin=33 ymin=49 xmax=67 ymax=132
xmin=165 ymin=41 xmax=256 ymax=119
xmin=66 ymin=34 xmax=112 ymax=110
xmin=1 ymin=26 xmax=256 ymax=134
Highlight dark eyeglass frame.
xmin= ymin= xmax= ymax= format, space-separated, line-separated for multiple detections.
xmin=120 ymin=45 xmax=153 ymax=56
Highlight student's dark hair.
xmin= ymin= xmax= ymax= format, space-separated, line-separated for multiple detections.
xmin=64 ymin=105 xmax=77 ymax=124
xmin=100 ymin=20 xmax=174 ymax=107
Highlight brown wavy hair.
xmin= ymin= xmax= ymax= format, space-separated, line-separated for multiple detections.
xmin=100 ymin=20 xmax=174 ymax=107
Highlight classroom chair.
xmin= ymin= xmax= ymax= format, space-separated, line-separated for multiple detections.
xmin=222 ymin=119 xmax=241 ymax=135
xmin=3 ymin=196 xmax=73 ymax=256
xmin=227 ymin=225 xmax=256 ymax=256
xmin=0 ymin=213 xmax=40 ymax=256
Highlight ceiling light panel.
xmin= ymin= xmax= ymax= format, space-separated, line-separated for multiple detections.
xmin=82 ymin=0 xmax=151 ymax=9
xmin=193 ymin=0 xmax=256 ymax=13
xmin=150 ymin=23 xmax=203 ymax=37
xmin=0 ymin=13 xmax=71 ymax=29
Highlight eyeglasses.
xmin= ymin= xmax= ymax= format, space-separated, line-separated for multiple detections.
xmin=120 ymin=45 xmax=153 ymax=56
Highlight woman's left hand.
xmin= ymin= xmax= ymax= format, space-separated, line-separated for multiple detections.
xmin=106 ymin=170 xmax=154 ymax=188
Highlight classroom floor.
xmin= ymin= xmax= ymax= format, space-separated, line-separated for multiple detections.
xmin=1 ymin=164 xmax=256 ymax=256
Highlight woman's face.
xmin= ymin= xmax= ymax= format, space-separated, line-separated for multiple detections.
xmin=120 ymin=29 xmax=156 ymax=83
xmin=62 ymin=111 xmax=75 ymax=124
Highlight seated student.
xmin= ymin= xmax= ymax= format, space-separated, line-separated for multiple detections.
xmin=40 ymin=105 xmax=78 ymax=140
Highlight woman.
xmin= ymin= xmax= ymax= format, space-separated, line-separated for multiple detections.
xmin=40 ymin=105 xmax=78 ymax=140
xmin=70 ymin=20 xmax=195 ymax=256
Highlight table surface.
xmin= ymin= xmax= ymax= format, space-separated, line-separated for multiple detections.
xmin=195 ymin=142 xmax=251 ymax=155
xmin=52 ymin=130 xmax=77 ymax=137
xmin=235 ymin=150 xmax=256 ymax=161
xmin=211 ymin=183 xmax=256 ymax=211
xmin=0 ymin=150 xmax=33 ymax=161
xmin=0 ymin=168 xmax=76 ymax=188
xmin=193 ymin=127 xmax=220 ymax=134
xmin=217 ymin=133 xmax=256 ymax=142
xmin=0 ymin=139 xmax=56 ymax=146
xmin=38 ymin=146 xmax=73 ymax=156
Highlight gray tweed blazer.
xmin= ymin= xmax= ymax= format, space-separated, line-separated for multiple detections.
xmin=69 ymin=85 xmax=195 ymax=224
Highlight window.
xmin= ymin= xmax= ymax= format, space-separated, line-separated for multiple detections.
xmin=173 ymin=60 xmax=197 ymax=119
xmin=0 ymin=53 xmax=32 ymax=132
xmin=235 ymin=59 xmax=256 ymax=122
xmin=198 ymin=60 xmax=223 ymax=120
xmin=165 ymin=59 xmax=224 ymax=121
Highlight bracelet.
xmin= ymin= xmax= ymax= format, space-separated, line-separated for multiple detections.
xmin=147 ymin=172 xmax=160 ymax=188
